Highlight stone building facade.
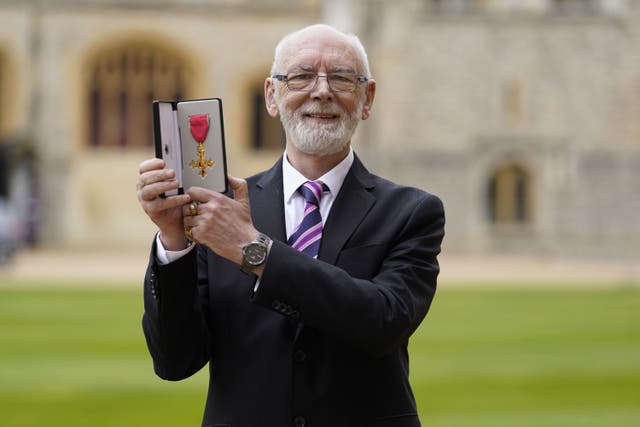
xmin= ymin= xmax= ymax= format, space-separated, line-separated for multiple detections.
xmin=352 ymin=0 xmax=640 ymax=259
xmin=0 ymin=0 xmax=638 ymax=260
xmin=0 ymin=0 xmax=322 ymax=248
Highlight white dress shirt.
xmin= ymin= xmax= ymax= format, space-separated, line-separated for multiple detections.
xmin=156 ymin=149 xmax=354 ymax=264
xmin=282 ymin=148 xmax=353 ymax=240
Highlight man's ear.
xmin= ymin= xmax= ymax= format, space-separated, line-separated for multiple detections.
xmin=265 ymin=78 xmax=280 ymax=118
xmin=361 ymin=79 xmax=376 ymax=120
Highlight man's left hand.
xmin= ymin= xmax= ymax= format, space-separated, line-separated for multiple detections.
xmin=183 ymin=176 xmax=257 ymax=265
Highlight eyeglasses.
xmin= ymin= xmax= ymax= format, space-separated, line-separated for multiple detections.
xmin=271 ymin=72 xmax=369 ymax=93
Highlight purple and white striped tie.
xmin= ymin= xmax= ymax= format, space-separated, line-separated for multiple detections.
xmin=287 ymin=181 xmax=326 ymax=258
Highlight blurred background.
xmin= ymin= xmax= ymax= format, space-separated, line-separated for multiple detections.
xmin=0 ymin=0 xmax=639 ymax=269
xmin=0 ymin=0 xmax=638 ymax=426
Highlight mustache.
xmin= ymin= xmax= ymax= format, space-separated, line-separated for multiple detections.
xmin=298 ymin=104 xmax=343 ymax=116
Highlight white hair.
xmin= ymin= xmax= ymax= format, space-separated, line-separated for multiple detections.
xmin=270 ymin=24 xmax=372 ymax=78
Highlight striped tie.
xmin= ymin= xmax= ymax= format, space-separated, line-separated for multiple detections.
xmin=287 ymin=181 xmax=326 ymax=258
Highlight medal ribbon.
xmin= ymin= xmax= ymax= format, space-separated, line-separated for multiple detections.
xmin=189 ymin=115 xmax=210 ymax=142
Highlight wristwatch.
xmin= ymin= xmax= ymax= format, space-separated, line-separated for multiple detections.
xmin=241 ymin=233 xmax=271 ymax=274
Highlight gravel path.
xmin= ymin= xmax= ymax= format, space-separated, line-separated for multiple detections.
xmin=1 ymin=248 xmax=638 ymax=288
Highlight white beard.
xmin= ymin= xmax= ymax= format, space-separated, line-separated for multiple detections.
xmin=277 ymin=99 xmax=362 ymax=156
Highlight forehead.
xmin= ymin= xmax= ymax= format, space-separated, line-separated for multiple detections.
xmin=280 ymin=32 xmax=361 ymax=72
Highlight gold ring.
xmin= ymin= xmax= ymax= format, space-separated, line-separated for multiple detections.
xmin=189 ymin=201 xmax=198 ymax=216
xmin=184 ymin=228 xmax=194 ymax=241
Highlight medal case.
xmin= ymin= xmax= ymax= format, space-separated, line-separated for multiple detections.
xmin=152 ymin=98 xmax=228 ymax=195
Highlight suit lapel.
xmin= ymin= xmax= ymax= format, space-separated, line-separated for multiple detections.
xmin=318 ymin=155 xmax=376 ymax=265
xmin=252 ymin=154 xmax=376 ymax=342
xmin=250 ymin=154 xmax=377 ymax=253
xmin=251 ymin=158 xmax=287 ymax=243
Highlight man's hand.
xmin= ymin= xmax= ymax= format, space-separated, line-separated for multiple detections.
xmin=182 ymin=176 xmax=258 ymax=265
xmin=137 ymin=158 xmax=191 ymax=250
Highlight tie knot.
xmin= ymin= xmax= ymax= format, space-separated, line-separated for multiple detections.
xmin=299 ymin=181 xmax=325 ymax=206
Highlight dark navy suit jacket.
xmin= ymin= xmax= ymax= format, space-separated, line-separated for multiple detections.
xmin=143 ymin=155 xmax=445 ymax=427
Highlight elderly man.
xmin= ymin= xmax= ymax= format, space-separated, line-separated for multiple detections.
xmin=136 ymin=24 xmax=444 ymax=427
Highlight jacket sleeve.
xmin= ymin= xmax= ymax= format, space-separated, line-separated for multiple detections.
xmin=142 ymin=239 xmax=211 ymax=380
xmin=253 ymin=192 xmax=445 ymax=357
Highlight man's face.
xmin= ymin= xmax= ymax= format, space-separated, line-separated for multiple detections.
xmin=269 ymin=32 xmax=373 ymax=156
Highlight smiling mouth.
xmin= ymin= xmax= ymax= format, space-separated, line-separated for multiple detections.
xmin=304 ymin=113 xmax=339 ymax=120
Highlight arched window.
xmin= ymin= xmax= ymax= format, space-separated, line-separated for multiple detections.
xmin=487 ymin=164 xmax=531 ymax=224
xmin=250 ymin=82 xmax=285 ymax=151
xmin=87 ymin=42 xmax=193 ymax=148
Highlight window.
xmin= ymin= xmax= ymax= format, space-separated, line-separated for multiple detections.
xmin=250 ymin=83 xmax=284 ymax=151
xmin=487 ymin=164 xmax=531 ymax=224
xmin=87 ymin=42 xmax=192 ymax=148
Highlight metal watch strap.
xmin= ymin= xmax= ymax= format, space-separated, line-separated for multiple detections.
xmin=240 ymin=233 xmax=271 ymax=275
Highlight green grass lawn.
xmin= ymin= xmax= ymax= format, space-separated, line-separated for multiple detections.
xmin=0 ymin=282 xmax=638 ymax=426
xmin=410 ymin=288 xmax=640 ymax=426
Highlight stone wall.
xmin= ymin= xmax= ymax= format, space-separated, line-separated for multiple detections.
xmin=351 ymin=0 xmax=640 ymax=258
xmin=0 ymin=0 xmax=320 ymax=248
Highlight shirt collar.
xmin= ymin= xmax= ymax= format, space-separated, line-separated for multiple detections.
xmin=282 ymin=148 xmax=354 ymax=203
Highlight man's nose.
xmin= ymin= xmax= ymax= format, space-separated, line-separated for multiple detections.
xmin=310 ymin=75 xmax=334 ymax=101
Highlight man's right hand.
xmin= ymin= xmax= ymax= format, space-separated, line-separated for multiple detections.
xmin=137 ymin=158 xmax=192 ymax=251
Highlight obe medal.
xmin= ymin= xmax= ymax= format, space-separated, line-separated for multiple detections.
xmin=189 ymin=114 xmax=215 ymax=178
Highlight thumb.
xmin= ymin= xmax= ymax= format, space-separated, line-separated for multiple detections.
xmin=228 ymin=176 xmax=249 ymax=206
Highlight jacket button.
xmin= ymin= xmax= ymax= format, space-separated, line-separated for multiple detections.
xmin=272 ymin=300 xmax=281 ymax=310
xmin=294 ymin=350 xmax=306 ymax=362
xmin=293 ymin=416 xmax=306 ymax=427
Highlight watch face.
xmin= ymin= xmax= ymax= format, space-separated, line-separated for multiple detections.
xmin=244 ymin=243 xmax=266 ymax=266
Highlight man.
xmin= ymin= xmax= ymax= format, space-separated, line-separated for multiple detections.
xmin=136 ymin=24 xmax=444 ymax=427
